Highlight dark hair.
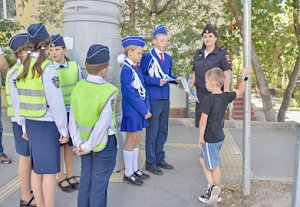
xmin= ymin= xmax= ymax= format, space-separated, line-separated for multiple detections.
xmin=85 ymin=62 xmax=109 ymax=75
xmin=18 ymin=37 xmax=51 ymax=81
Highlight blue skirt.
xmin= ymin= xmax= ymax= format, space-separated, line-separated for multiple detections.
xmin=26 ymin=119 xmax=60 ymax=174
xmin=121 ymin=116 xmax=148 ymax=132
xmin=12 ymin=122 xmax=30 ymax=156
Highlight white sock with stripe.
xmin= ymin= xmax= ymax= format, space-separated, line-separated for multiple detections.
xmin=123 ymin=150 xmax=133 ymax=177
xmin=133 ymin=148 xmax=139 ymax=173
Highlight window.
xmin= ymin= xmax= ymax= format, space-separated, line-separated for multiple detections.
xmin=0 ymin=0 xmax=16 ymax=20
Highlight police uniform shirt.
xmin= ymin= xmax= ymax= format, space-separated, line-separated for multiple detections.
xmin=26 ymin=52 xmax=68 ymax=137
xmin=69 ymin=74 xmax=116 ymax=152
xmin=53 ymin=60 xmax=83 ymax=112
xmin=193 ymin=46 xmax=232 ymax=94
xmin=9 ymin=60 xmax=26 ymax=133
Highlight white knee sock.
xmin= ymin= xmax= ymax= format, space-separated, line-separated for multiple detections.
xmin=133 ymin=148 xmax=139 ymax=172
xmin=123 ymin=150 xmax=133 ymax=177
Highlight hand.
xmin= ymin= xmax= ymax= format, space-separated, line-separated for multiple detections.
xmin=176 ymin=76 xmax=183 ymax=83
xmin=160 ymin=79 xmax=167 ymax=86
xmin=22 ymin=133 xmax=28 ymax=140
xmin=73 ymin=146 xmax=90 ymax=156
xmin=242 ymin=66 xmax=252 ymax=77
xmin=198 ymin=138 xmax=205 ymax=150
xmin=144 ymin=110 xmax=152 ymax=119
xmin=59 ymin=135 xmax=69 ymax=144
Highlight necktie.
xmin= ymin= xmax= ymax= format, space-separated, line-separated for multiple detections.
xmin=134 ymin=65 xmax=138 ymax=70
xmin=160 ymin=53 xmax=164 ymax=64
xmin=59 ymin=65 xmax=64 ymax=68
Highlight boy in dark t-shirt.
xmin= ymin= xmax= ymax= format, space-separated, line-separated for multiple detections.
xmin=198 ymin=67 xmax=251 ymax=205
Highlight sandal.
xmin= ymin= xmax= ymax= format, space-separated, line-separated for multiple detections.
xmin=58 ymin=178 xmax=74 ymax=192
xmin=67 ymin=176 xmax=80 ymax=190
xmin=20 ymin=197 xmax=37 ymax=207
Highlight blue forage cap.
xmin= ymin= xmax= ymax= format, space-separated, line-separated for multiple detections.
xmin=153 ymin=24 xmax=167 ymax=37
xmin=121 ymin=36 xmax=145 ymax=48
xmin=27 ymin=23 xmax=49 ymax=43
xmin=86 ymin=44 xmax=110 ymax=64
xmin=202 ymin=23 xmax=218 ymax=37
xmin=50 ymin=34 xmax=65 ymax=47
xmin=9 ymin=33 xmax=28 ymax=51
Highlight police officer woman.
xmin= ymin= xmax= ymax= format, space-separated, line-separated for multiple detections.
xmin=190 ymin=23 xmax=232 ymax=127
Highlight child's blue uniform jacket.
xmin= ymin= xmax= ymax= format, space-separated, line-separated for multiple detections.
xmin=140 ymin=48 xmax=177 ymax=100
xmin=120 ymin=59 xmax=150 ymax=117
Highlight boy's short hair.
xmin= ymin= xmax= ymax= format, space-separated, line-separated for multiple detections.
xmin=85 ymin=62 xmax=109 ymax=75
xmin=124 ymin=45 xmax=138 ymax=56
xmin=205 ymin=68 xmax=225 ymax=87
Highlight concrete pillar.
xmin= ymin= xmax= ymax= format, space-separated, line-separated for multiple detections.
xmin=62 ymin=0 xmax=124 ymax=171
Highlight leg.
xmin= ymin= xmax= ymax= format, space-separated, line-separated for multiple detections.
xmin=65 ymin=145 xmax=74 ymax=178
xmin=58 ymin=146 xmax=65 ymax=182
xmin=145 ymin=100 xmax=162 ymax=167
xmin=78 ymin=153 xmax=93 ymax=207
xmin=90 ymin=136 xmax=117 ymax=207
xmin=156 ymin=100 xmax=170 ymax=164
xmin=212 ymin=167 xmax=221 ymax=186
xmin=42 ymin=174 xmax=56 ymax=207
xmin=124 ymin=132 xmax=138 ymax=177
xmin=133 ymin=132 xmax=142 ymax=172
xmin=31 ymin=171 xmax=45 ymax=207
xmin=199 ymin=157 xmax=214 ymax=185
xmin=19 ymin=155 xmax=33 ymax=202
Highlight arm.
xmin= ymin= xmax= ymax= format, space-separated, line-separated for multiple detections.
xmin=235 ymin=67 xmax=252 ymax=97
xmin=80 ymin=94 xmax=116 ymax=152
xmin=43 ymin=64 xmax=69 ymax=137
xmin=223 ymin=70 xmax=232 ymax=92
xmin=198 ymin=113 xmax=208 ymax=150
xmin=0 ymin=51 xmax=8 ymax=72
xmin=190 ymin=72 xmax=195 ymax=89
xmin=69 ymin=106 xmax=83 ymax=147
xmin=121 ymin=68 xmax=149 ymax=117
xmin=140 ymin=55 xmax=162 ymax=86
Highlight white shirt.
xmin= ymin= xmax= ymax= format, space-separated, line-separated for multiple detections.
xmin=69 ymin=74 xmax=116 ymax=152
xmin=0 ymin=48 xmax=3 ymax=55
xmin=9 ymin=61 xmax=26 ymax=133
xmin=53 ymin=60 xmax=83 ymax=112
xmin=154 ymin=47 xmax=164 ymax=60
xmin=21 ymin=52 xmax=68 ymax=136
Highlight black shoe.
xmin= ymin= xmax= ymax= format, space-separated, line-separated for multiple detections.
xmin=20 ymin=197 xmax=37 ymax=207
xmin=0 ymin=153 xmax=12 ymax=164
xmin=145 ymin=165 xmax=163 ymax=175
xmin=58 ymin=179 xmax=74 ymax=192
xmin=134 ymin=170 xmax=150 ymax=180
xmin=157 ymin=161 xmax=174 ymax=170
xmin=123 ymin=174 xmax=143 ymax=185
xmin=67 ymin=176 xmax=80 ymax=190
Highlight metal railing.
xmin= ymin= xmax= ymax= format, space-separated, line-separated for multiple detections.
xmin=292 ymin=123 xmax=300 ymax=207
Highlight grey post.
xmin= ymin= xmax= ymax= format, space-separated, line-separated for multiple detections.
xmin=292 ymin=123 xmax=300 ymax=207
xmin=242 ymin=0 xmax=252 ymax=196
xmin=62 ymin=0 xmax=125 ymax=171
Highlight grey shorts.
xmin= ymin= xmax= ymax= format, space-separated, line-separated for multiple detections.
xmin=200 ymin=140 xmax=224 ymax=170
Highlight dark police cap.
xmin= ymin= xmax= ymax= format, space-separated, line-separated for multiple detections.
xmin=9 ymin=33 xmax=28 ymax=51
xmin=202 ymin=23 xmax=218 ymax=37
xmin=27 ymin=23 xmax=49 ymax=43
xmin=86 ymin=44 xmax=110 ymax=64
xmin=50 ymin=34 xmax=65 ymax=47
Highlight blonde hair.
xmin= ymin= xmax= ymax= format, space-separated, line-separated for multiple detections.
xmin=205 ymin=68 xmax=225 ymax=87
xmin=124 ymin=45 xmax=138 ymax=56
xmin=85 ymin=62 xmax=109 ymax=75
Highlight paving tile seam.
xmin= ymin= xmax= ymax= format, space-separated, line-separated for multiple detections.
xmin=0 ymin=177 xmax=20 ymax=203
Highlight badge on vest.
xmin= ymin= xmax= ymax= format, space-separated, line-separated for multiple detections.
xmin=52 ymin=76 xmax=60 ymax=88
xmin=225 ymin=54 xmax=231 ymax=64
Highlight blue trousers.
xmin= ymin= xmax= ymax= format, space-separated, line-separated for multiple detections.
xmin=78 ymin=135 xmax=117 ymax=207
xmin=0 ymin=96 xmax=4 ymax=155
xmin=145 ymin=99 xmax=170 ymax=166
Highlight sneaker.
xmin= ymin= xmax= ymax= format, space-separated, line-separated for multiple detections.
xmin=0 ymin=153 xmax=12 ymax=164
xmin=207 ymin=185 xmax=221 ymax=206
xmin=198 ymin=191 xmax=222 ymax=204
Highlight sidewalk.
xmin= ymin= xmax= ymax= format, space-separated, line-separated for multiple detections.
xmin=0 ymin=111 xmax=298 ymax=206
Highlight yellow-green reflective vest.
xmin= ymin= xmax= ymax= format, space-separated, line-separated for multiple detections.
xmin=56 ymin=61 xmax=79 ymax=106
xmin=5 ymin=63 xmax=20 ymax=117
xmin=71 ymin=80 xmax=118 ymax=152
xmin=16 ymin=58 xmax=52 ymax=117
